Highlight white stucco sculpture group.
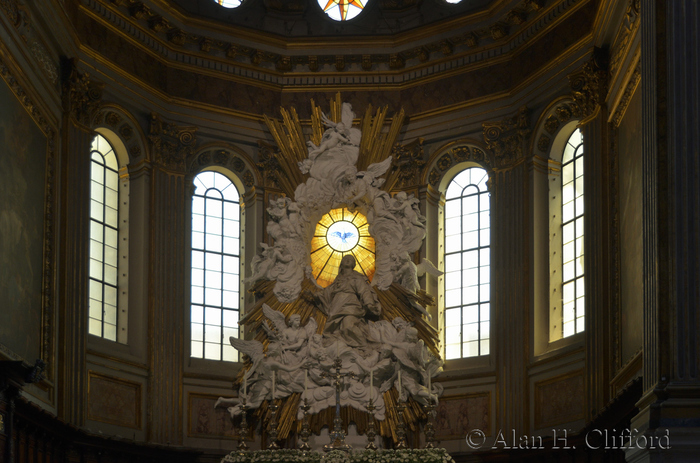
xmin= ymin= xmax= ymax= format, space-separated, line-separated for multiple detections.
xmin=216 ymin=102 xmax=443 ymax=423
xmin=245 ymin=103 xmax=439 ymax=301
xmin=218 ymin=257 xmax=443 ymax=421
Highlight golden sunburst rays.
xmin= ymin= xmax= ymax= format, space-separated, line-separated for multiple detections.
xmin=263 ymin=107 xmax=308 ymax=198
xmin=357 ymin=104 xmax=405 ymax=181
xmin=320 ymin=0 xmax=366 ymax=21
xmin=311 ymin=208 xmax=375 ymax=288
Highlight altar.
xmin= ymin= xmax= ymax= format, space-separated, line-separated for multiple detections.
xmin=216 ymin=95 xmax=446 ymax=460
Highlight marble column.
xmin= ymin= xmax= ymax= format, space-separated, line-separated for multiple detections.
xmin=626 ymin=1 xmax=700 ymax=461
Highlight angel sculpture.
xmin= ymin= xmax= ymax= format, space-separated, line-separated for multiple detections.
xmin=299 ymin=103 xmax=362 ymax=186
xmin=216 ymin=336 xmax=310 ymax=416
xmin=391 ymin=251 xmax=444 ymax=293
xmin=262 ymin=303 xmax=317 ymax=364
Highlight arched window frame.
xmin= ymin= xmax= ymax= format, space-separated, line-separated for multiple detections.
xmin=439 ymin=162 xmax=491 ymax=360
xmin=88 ymin=130 xmax=130 ymax=344
xmin=188 ymin=168 xmax=245 ymax=363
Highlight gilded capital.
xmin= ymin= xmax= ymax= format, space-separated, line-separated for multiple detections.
xmin=61 ymin=58 xmax=104 ymax=127
xmin=568 ymin=48 xmax=609 ymax=120
xmin=482 ymin=106 xmax=531 ymax=168
xmin=148 ymin=113 xmax=197 ymax=172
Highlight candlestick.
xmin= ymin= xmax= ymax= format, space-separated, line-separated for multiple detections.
xmin=244 ymin=374 xmax=247 ymax=397
xmin=397 ymin=370 xmax=402 ymax=397
xmin=395 ymin=398 xmax=408 ymax=449
xmin=365 ymin=398 xmax=378 ymax=450
xmin=423 ymin=400 xmax=437 ymax=449
xmin=299 ymin=398 xmax=311 ymax=451
xmin=237 ymin=398 xmax=249 ymax=453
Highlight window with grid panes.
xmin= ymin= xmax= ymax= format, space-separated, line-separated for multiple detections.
xmin=443 ymin=167 xmax=490 ymax=359
xmin=561 ymin=128 xmax=584 ymax=337
xmin=190 ymin=171 xmax=241 ymax=361
xmin=88 ymin=135 xmax=121 ymax=342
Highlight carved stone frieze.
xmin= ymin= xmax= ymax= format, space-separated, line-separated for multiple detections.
xmin=149 ymin=113 xmax=197 ymax=172
xmin=61 ymin=59 xmax=104 ymax=127
xmin=482 ymin=106 xmax=531 ymax=168
xmin=568 ymin=48 xmax=609 ymax=120
xmin=427 ymin=144 xmax=491 ymax=187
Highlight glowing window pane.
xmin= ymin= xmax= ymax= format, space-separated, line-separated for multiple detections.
xmin=214 ymin=0 xmax=242 ymax=8
xmin=318 ymin=0 xmax=366 ymax=21
xmin=311 ymin=208 xmax=375 ymax=288
xmin=443 ymin=167 xmax=490 ymax=359
xmin=561 ymin=129 xmax=584 ymax=338
xmin=88 ymin=134 xmax=120 ymax=342
xmin=191 ymin=171 xmax=241 ymax=361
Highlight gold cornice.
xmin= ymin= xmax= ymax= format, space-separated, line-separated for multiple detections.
xmin=82 ymin=0 xmax=577 ymax=81
xmin=147 ymin=0 xmax=513 ymax=50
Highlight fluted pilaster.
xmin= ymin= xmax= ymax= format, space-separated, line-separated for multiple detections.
xmin=146 ymin=114 xmax=196 ymax=444
xmin=56 ymin=61 xmax=102 ymax=425
xmin=627 ymin=1 xmax=700 ymax=461
xmin=491 ymin=165 xmax=529 ymax=434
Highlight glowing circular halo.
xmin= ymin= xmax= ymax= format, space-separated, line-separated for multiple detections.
xmin=311 ymin=208 xmax=375 ymax=288
xmin=326 ymin=221 xmax=360 ymax=252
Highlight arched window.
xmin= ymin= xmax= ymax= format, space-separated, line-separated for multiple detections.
xmin=88 ymin=134 xmax=124 ymax=342
xmin=190 ymin=171 xmax=241 ymax=362
xmin=560 ymin=128 xmax=584 ymax=337
xmin=443 ymin=167 xmax=490 ymax=359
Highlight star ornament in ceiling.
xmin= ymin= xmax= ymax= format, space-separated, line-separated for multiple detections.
xmin=318 ymin=0 xmax=366 ymax=21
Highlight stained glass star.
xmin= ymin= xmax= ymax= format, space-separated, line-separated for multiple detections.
xmin=319 ymin=0 xmax=365 ymax=21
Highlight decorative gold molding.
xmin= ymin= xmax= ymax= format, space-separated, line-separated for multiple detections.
xmin=610 ymin=62 xmax=641 ymax=128
xmin=83 ymin=0 xmax=578 ymax=82
xmin=148 ymin=112 xmax=197 ymax=172
xmin=568 ymin=47 xmax=609 ymax=123
xmin=482 ymin=106 xmax=531 ymax=169
xmin=61 ymin=58 xmax=104 ymax=128
xmin=384 ymin=138 xmax=425 ymax=191
xmin=186 ymin=144 xmax=259 ymax=191
xmin=424 ymin=140 xmax=492 ymax=187
xmin=609 ymin=0 xmax=640 ymax=81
